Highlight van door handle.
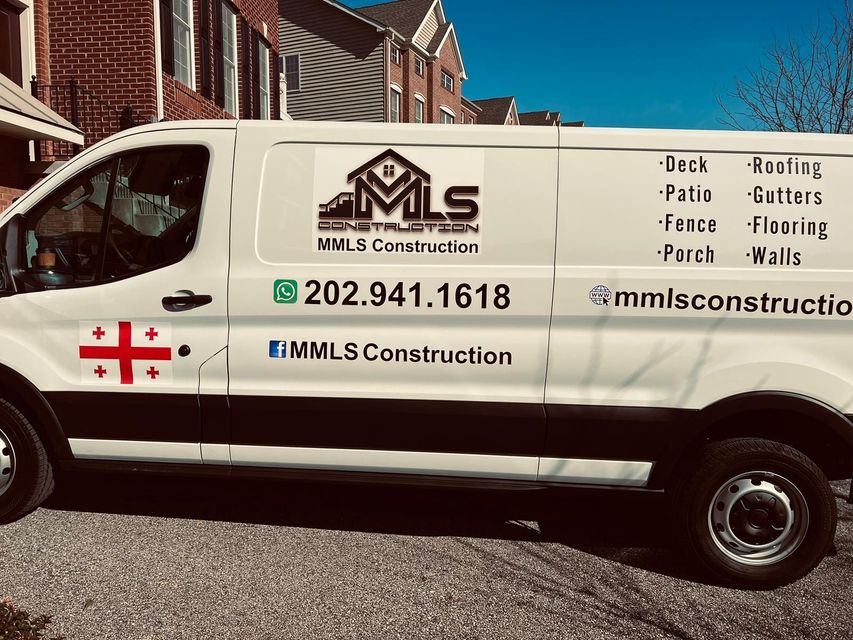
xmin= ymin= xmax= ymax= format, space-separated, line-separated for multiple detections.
xmin=162 ymin=292 xmax=213 ymax=312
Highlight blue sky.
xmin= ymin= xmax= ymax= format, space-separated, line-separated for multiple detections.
xmin=344 ymin=0 xmax=848 ymax=130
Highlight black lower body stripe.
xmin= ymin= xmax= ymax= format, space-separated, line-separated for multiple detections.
xmin=45 ymin=392 xmax=692 ymax=462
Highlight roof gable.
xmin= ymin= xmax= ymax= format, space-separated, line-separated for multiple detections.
xmin=355 ymin=0 xmax=467 ymax=79
xmin=357 ymin=0 xmax=436 ymax=39
xmin=412 ymin=0 xmax=443 ymax=47
xmin=472 ymin=97 xmax=517 ymax=125
xmin=428 ymin=22 xmax=466 ymax=79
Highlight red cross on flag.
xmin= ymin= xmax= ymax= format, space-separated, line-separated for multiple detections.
xmin=78 ymin=321 xmax=173 ymax=385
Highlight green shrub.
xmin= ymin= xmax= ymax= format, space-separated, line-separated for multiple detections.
xmin=0 ymin=597 xmax=64 ymax=640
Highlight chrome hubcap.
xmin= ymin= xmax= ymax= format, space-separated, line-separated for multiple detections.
xmin=708 ymin=472 xmax=809 ymax=566
xmin=0 ymin=427 xmax=14 ymax=498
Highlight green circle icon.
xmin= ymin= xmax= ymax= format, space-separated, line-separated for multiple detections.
xmin=274 ymin=280 xmax=298 ymax=304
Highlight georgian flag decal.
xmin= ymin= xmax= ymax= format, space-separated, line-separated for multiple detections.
xmin=78 ymin=321 xmax=173 ymax=385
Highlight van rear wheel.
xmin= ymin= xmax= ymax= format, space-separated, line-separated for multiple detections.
xmin=0 ymin=399 xmax=54 ymax=524
xmin=674 ymin=438 xmax=836 ymax=589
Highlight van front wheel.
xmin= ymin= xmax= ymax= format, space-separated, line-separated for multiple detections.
xmin=675 ymin=438 xmax=836 ymax=588
xmin=0 ymin=399 xmax=54 ymax=524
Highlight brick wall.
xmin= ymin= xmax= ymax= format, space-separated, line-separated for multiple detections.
xmin=232 ymin=0 xmax=278 ymax=49
xmin=431 ymin=37 xmax=461 ymax=123
xmin=162 ymin=73 xmax=233 ymax=120
xmin=48 ymin=0 xmax=159 ymax=123
xmin=33 ymin=0 xmax=50 ymax=84
xmin=389 ymin=42 xmax=402 ymax=120
xmin=44 ymin=0 xmax=280 ymax=139
xmin=388 ymin=37 xmax=463 ymax=124
xmin=396 ymin=47 xmax=429 ymax=123
xmin=0 ymin=187 xmax=27 ymax=214
xmin=166 ymin=0 xmax=280 ymax=122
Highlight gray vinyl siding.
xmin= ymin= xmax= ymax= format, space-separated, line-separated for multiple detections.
xmin=279 ymin=0 xmax=385 ymax=122
xmin=415 ymin=10 xmax=439 ymax=49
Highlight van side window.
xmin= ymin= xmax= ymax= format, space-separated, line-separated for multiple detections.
xmin=25 ymin=160 xmax=113 ymax=286
xmin=21 ymin=146 xmax=209 ymax=290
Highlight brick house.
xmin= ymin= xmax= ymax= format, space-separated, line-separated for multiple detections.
xmin=23 ymin=0 xmax=281 ymax=157
xmin=1 ymin=0 xmax=82 ymax=210
xmin=279 ymin=0 xmax=476 ymax=124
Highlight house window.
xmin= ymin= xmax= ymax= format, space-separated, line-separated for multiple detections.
xmin=414 ymin=56 xmax=424 ymax=76
xmin=390 ymin=87 xmax=401 ymax=123
xmin=440 ymin=108 xmax=454 ymax=125
xmin=415 ymin=96 xmax=424 ymax=124
xmin=221 ymin=2 xmax=238 ymax=115
xmin=461 ymin=112 xmax=465 ymax=124
xmin=284 ymin=54 xmax=300 ymax=92
xmin=173 ymin=0 xmax=195 ymax=88
xmin=0 ymin=1 xmax=23 ymax=86
xmin=258 ymin=40 xmax=270 ymax=119
xmin=441 ymin=70 xmax=454 ymax=93
xmin=390 ymin=45 xmax=401 ymax=65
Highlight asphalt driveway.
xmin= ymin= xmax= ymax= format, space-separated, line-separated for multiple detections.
xmin=0 ymin=473 xmax=850 ymax=639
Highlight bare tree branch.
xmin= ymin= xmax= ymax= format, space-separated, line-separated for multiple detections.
xmin=719 ymin=2 xmax=853 ymax=132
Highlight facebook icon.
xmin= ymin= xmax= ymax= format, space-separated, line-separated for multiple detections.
xmin=269 ymin=341 xmax=287 ymax=359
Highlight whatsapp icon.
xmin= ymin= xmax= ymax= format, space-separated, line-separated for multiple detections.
xmin=274 ymin=279 xmax=298 ymax=304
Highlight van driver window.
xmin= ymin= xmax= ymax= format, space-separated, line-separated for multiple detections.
xmin=22 ymin=146 xmax=209 ymax=289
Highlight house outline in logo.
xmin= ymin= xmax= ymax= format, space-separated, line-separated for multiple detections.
xmin=318 ymin=148 xmax=479 ymax=223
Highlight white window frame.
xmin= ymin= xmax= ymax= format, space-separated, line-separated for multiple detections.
xmin=439 ymin=106 xmax=455 ymax=125
xmin=258 ymin=40 xmax=270 ymax=119
xmin=414 ymin=56 xmax=424 ymax=76
xmin=390 ymin=44 xmax=401 ymax=65
xmin=414 ymin=94 xmax=425 ymax=124
xmin=5 ymin=0 xmax=35 ymax=90
xmin=283 ymin=53 xmax=300 ymax=92
xmin=172 ymin=0 xmax=196 ymax=89
xmin=390 ymin=84 xmax=402 ymax=123
xmin=441 ymin=70 xmax=454 ymax=93
xmin=221 ymin=2 xmax=238 ymax=116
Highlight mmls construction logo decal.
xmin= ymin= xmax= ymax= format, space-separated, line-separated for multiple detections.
xmin=314 ymin=147 xmax=485 ymax=256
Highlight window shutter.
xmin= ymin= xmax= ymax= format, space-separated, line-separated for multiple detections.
xmin=199 ymin=0 xmax=211 ymax=98
xmin=160 ymin=0 xmax=174 ymax=76
xmin=213 ymin=0 xmax=224 ymax=107
xmin=272 ymin=53 xmax=281 ymax=120
xmin=252 ymin=31 xmax=261 ymax=119
xmin=240 ymin=18 xmax=251 ymax=119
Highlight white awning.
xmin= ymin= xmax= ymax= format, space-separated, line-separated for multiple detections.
xmin=0 ymin=73 xmax=84 ymax=145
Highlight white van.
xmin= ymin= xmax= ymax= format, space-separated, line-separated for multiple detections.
xmin=0 ymin=120 xmax=850 ymax=588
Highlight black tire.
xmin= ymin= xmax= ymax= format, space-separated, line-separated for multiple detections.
xmin=673 ymin=438 xmax=836 ymax=589
xmin=0 ymin=398 xmax=55 ymax=524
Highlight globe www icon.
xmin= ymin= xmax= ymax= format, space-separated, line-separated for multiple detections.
xmin=589 ymin=285 xmax=612 ymax=306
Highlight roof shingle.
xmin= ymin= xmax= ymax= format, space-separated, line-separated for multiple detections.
xmin=426 ymin=21 xmax=451 ymax=54
xmin=356 ymin=0 xmax=436 ymax=39
xmin=472 ymin=97 xmax=515 ymax=124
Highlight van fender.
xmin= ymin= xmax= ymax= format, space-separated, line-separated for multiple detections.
xmin=650 ymin=391 xmax=853 ymax=488
xmin=0 ymin=363 xmax=72 ymax=460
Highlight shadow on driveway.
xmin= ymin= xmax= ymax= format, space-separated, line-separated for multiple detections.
xmin=43 ymin=469 xmax=705 ymax=580
xmin=43 ymin=470 xmax=852 ymax=586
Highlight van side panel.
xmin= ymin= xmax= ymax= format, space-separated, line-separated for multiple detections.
xmin=227 ymin=122 xmax=558 ymax=475
xmin=547 ymin=129 xmax=853 ymax=461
